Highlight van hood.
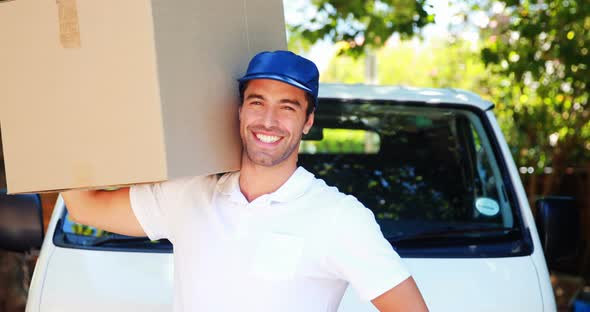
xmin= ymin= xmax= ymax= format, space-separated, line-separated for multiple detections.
xmin=38 ymin=247 xmax=173 ymax=312
xmin=37 ymin=247 xmax=543 ymax=312
xmin=339 ymin=256 xmax=544 ymax=312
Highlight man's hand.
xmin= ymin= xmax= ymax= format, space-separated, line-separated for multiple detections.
xmin=371 ymin=277 xmax=429 ymax=312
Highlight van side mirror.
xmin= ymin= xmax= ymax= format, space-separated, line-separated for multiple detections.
xmin=0 ymin=190 xmax=44 ymax=252
xmin=534 ymin=196 xmax=579 ymax=273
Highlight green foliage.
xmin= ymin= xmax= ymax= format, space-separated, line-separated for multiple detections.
xmin=321 ymin=39 xmax=490 ymax=93
xmin=379 ymin=40 xmax=489 ymax=91
xmin=294 ymin=0 xmax=590 ymax=182
xmin=288 ymin=0 xmax=435 ymax=57
xmin=67 ymin=215 xmax=108 ymax=237
xmin=300 ymin=129 xmax=380 ymax=154
xmin=321 ymin=52 xmax=366 ymax=83
xmin=71 ymin=223 xmax=107 ymax=237
xmin=481 ymin=0 xmax=590 ymax=171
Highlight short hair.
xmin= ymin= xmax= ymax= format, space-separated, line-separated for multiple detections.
xmin=239 ymin=81 xmax=316 ymax=118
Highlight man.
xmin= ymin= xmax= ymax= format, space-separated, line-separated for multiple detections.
xmin=63 ymin=50 xmax=429 ymax=311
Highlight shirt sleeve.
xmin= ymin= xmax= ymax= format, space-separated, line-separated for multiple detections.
xmin=323 ymin=195 xmax=411 ymax=302
xmin=129 ymin=177 xmax=195 ymax=242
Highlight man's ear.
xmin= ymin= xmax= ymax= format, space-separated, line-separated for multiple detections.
xmin=302 ymin=111 xmax=315 ymax=135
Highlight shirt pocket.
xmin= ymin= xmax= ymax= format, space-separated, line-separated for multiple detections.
xmin=249 ymin=233 xmax=304 ymax=281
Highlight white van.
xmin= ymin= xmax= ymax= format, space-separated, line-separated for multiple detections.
xmin=1 ymin=84 xmax=577 ymax=311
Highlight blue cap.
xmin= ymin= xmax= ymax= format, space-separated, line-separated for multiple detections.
xmin=239 ymin=50 xmax=320 ymax=108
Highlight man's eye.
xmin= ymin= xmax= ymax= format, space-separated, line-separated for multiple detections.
xmin=282 ymin=106 xmax=295 ymax=111
xmin=250 ymin=101 xmax=262 ymax=106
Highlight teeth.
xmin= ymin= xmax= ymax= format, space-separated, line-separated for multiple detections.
xmin=256 ymin=133 xmax=280 ymax=143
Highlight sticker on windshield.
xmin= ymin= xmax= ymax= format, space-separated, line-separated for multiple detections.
xmin=475 ymin=197 xmax=500 ymax=216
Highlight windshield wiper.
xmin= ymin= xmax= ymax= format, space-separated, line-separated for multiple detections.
xmin=389 ymin=226 xmax=520 ymax=245
xmin=88 ymin=235 xmax=155 ymax=247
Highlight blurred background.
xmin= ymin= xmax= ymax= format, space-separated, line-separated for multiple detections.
xmin=1 ymin=0 xmax=589 ymax=311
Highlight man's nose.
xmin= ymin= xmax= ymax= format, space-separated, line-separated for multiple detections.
xmin=262 ymin=106 xmax=278 ymax=128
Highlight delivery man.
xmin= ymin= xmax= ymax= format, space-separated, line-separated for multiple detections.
xmin=62 ymin=50 xmax=429 ymax=312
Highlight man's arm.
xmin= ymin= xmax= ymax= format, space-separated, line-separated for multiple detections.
xmin=61 ymin=188 xmax=146 ymax=237
xmin=371 ymin=277 xmax=429 ymax=312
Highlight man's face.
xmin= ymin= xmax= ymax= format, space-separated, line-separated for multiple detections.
xmin=238 ymin=79 xmax=314 ymax=167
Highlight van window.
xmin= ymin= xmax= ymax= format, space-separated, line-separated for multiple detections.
xmin=299 ymin=102 xmax=527 ymax=256
xmin=54 ymin=210 xmax=172 ymax=252
xmin=300 ymin=129 xmax=380 ymax=154
xmin=54 ymin=101 xmax=529 ymax=256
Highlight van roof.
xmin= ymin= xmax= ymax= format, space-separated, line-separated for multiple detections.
xmin=318 ymin=83 xmax=494 ymax=111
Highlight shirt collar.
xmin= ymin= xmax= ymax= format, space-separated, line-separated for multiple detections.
xmin=216 ymin=166 xmax=315 ymax=204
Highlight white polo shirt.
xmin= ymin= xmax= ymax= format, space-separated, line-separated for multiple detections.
xmin=130 ymin=166 xmax=410 ymax=312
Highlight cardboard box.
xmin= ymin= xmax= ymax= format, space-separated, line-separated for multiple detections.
xmin=0 ymin=0 xmax=287 ymax=194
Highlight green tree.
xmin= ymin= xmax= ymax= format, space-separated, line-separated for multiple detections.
xmin=292 ymin=0 xmax=590 ymax=195
xmin=480 ymin=0 xmax=590 ymax=195
xmin=321 ymin=39 xmax=489 ymax=92
xmin=288 ymin=0 xmax=435 ymax=57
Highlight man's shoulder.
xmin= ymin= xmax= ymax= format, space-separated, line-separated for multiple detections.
xmin=303 ymin=171 xmax=367 ymax=212
xmin=301 ymin=174 xmax=378 ymax=241
xmin=163 ymin=173 xmax=220 ymax=187
xmin=148 ymin=172 xmax=226 ymax=197
xmin=306 ymin=176 xmax=344 ymax=200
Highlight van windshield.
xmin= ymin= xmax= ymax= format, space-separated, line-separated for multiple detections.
xmin=55 ymin=210 xmax=172 ymax=252
xmin=55 ymin=100 xmax=530 ymax=257
xmin=299 ymin=101 xmax=529 ymax=257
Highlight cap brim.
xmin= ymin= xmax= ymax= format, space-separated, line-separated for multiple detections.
xmin=238 ymin=73 xmax=313 ymax=94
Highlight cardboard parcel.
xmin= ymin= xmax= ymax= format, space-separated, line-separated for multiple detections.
xmin=0 ymin=0 xmax=287 ymax=194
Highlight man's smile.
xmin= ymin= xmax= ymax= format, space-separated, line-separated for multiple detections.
xmin=252 ymin=131 xmax=283 ymax=145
